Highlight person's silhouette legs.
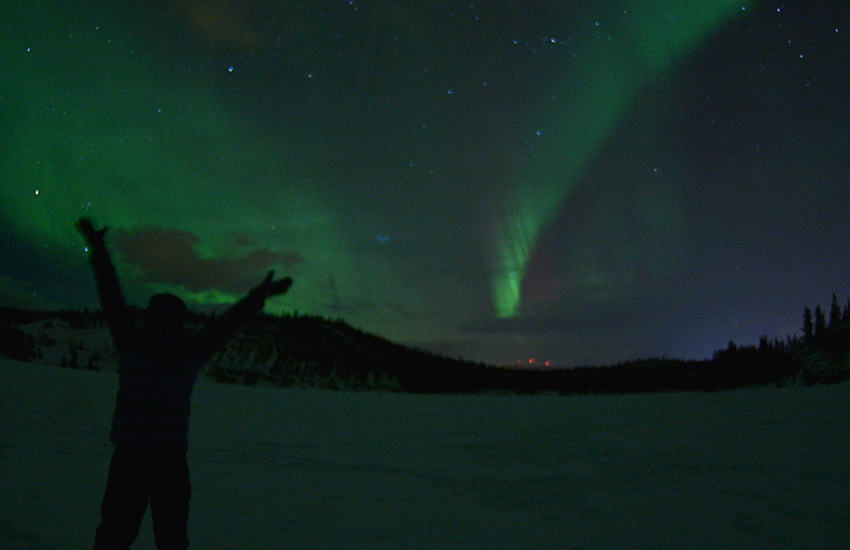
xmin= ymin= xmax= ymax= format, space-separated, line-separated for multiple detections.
xmin=93 ymin=443 xmax=191 ymax=550
xmin=93 ymin=444 xmax=148 ymax=549
xmin=150 ymin=447 xmax=191 ymax=550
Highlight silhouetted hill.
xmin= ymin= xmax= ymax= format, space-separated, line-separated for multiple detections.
xmin=0 ymin=307 xmax=59 ymax=325
xmin=6 ymin=305 xmax=850 ymax=393
xmin=172 ymin=313 xmax=787 ymax=394
xmin=207 ymin=313 xmax=492 ymax=393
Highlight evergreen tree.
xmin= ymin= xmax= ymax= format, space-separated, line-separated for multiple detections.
xmin=803 ymin=306 xmax=814 ymax=342
xmin=829 ymin=293 xmax=842 ymax=329
xmin=814 ymin=305 xmax=827 ymax=337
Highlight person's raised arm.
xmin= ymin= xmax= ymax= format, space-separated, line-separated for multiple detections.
xmin=76 ymin=217 xmax=133 ymax=351
xmin=197 ymin=271 xmax=293 ymax=360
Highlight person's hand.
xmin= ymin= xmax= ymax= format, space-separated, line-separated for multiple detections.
xmin=253 ymin=271 xmax=293 ymax=299
xmin=75 ymin=217 xmax=107 ymax=248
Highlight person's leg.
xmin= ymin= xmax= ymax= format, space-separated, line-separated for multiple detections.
xmin=93 ymin=444 xmax=149 ymax=550
xmin=149 ymin=447 xmax=191 ymax=550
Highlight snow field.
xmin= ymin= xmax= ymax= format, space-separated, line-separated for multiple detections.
xmin=1 ymin=359 xmax=849 ymax=549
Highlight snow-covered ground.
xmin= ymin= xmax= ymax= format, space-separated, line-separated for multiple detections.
xmin=1 ymin=359 xmax=849 ymax=549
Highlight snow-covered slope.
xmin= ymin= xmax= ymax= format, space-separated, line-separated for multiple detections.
xmin=2 ymin=359 xmax=849 ymax=549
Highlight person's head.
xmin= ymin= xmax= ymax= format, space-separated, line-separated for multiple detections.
xmin=144 ymin=293 xmax=187 ymax=330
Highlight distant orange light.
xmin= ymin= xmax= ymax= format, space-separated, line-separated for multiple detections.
xmin=545 ymin=360 xmax=552 ymax=367
xmin=528 ymin=358 xmax=535 ymax=364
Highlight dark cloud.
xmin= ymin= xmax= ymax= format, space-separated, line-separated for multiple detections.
xmin=111 ymin=226 xmax=302 ymax=294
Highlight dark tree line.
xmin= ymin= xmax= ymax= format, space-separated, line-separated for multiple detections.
xmin=0 ymin=323 xmax=39 ymax=362
xmin=710 ymin=293 xmax=850 ymax=388
xmin=802 ymin=293 xmax=850 ymax=342
xmin=4 ymin=293 xmax=850 ymax=392
xmin=206 ymin=312 xmax=491 ymax=392
xmin=0 ymin=307 xmax=109 ymax=369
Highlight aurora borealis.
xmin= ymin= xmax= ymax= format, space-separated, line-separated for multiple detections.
xmin=2 ymin=0 xmax=850 ymax=366
xmin=490 ymin=0 xmax=755 ymax=319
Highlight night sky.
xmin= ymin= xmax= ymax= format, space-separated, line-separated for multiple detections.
xmin=2 ymin=0 xmax=849 ymax=366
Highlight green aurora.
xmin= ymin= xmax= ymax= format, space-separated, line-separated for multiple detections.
xmin=3 ymin=0 xmax=849 ymax=365
xmin=491 ymin=0 xmax=756 ymax=318
xmin=1 ymin=1 xmax=346 ymax=314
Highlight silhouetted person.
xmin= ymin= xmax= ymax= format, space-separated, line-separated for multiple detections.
xmin=77 ymin=217 xmax=292 ymax=550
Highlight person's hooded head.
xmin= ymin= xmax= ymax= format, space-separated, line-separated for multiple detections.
xmin=144 ymin=293 xmax=188 ymax=335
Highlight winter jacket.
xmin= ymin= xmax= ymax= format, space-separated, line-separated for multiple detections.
xmin=88 ymin=241 xmax=266 ymax=448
